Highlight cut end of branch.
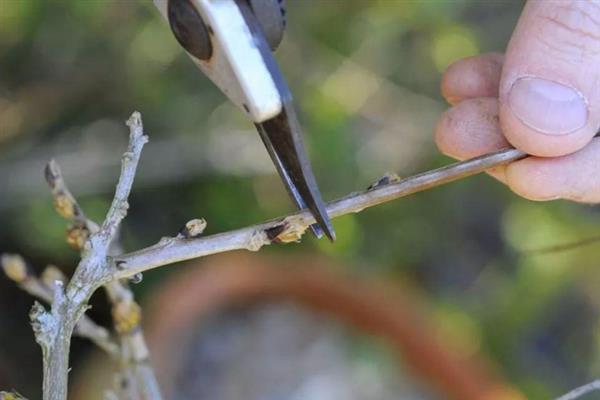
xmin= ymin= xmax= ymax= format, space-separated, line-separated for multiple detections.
xmin=29 ymin=301 xmax=57 ymax=352
xmin=126 ymin=111 xmax=149 ymax=144
xmin=265 ymin=215 xmax=309 ymax=244
xmin=126 ymin=111 xmax=142 ymax=129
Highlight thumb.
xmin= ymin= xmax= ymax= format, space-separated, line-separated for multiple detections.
xmin=499 ymin=1 xmax=600 ymax=157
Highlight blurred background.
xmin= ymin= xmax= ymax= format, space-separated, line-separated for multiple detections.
xmin=2 ymin=0 xmax=600 ymax=399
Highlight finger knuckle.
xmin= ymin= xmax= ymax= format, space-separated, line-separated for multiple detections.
xmin=536 ymin=1 xmax=600 ymax=61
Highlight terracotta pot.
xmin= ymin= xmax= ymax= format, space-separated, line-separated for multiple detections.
xmin=140 ymin=252 xmax=523 ymax=400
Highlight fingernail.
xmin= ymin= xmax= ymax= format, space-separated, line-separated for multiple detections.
xmin=507 ymin=77 xmax=588 ymax=135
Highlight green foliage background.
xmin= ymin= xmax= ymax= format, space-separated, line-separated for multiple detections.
xmin=1 ymin=1 xmax=600 ymax=398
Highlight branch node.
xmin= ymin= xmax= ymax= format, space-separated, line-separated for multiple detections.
xmin=66 ymin=223 xmax=90 ymax=251
xmin=367 ymin=172 xmax=401 ymax=191
xmin=115 ymin=260 xmax=127 ymax=270
xmin=122 ymin=151 xmax=134 ymax=163
xmin=157 ymin=236 xmax=174 ymax=246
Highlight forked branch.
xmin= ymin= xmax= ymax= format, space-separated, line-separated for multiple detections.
xmin=31 ymin=112 xmax=148 ymax=400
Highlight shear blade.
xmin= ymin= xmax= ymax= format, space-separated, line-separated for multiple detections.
xmin=256 ymin=108 xmax=335 ymax=241
xmin=234 ymin=0 xmax=335 ymax=241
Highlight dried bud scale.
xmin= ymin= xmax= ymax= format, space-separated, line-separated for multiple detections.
xmin=0 ymin=391 xmax=28 ymax=400
xmin=367 ymin=172 xmax=401 ymax=191
xmin=129 ymin=273 xmax=143 ymax=284
xmin=66 ymin=224 xmax=90 ymax=250
xmin=53 ymin=193 xmax=77 ymax=219
xmin=178 ymin=218 xmax=207 ymax=238
xmin=1 ymin=253 xmax=29 ymax=283
xmin=112 ymin=301 xmax=142 ymax=335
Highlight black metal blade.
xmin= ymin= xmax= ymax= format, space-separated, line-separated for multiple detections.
xmin=235 ymin=0 xmax=335 ymax=241
xmin=255 ymin=109 xmax=335 ymax=241
xmin=255 ymin=121 xmax=323 ymax=238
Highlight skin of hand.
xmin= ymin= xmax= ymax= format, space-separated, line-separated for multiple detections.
xmin=435 ymin=0 xmax=600 ymax=203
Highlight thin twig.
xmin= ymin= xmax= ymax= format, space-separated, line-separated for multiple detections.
xmin=99 ymin=112 xmax=148 ymax=243
xmin=0 ymin=391 xmax=28 ymax=400
xmin=556 ymin=380 xmax=600 ymax=400
xmin=523 ymin=234 xmax=600 ymax=256
xmin=114 ymin=147 xmax=526 ymax=278
xmin=105 ymin=279 xmax=162 ymax=400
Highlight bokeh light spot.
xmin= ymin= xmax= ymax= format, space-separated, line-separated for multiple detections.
xmin=432 ymin=26 xmax=478 ymax=73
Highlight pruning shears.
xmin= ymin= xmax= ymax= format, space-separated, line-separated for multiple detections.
xmin=153 ymin=0 xmax=335 ymax=241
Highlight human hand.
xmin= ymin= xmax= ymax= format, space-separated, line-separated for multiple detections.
xmin=435 ymin=0 xmax=600 ymax=203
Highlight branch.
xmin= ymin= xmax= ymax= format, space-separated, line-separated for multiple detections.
xmin=114 ymin=147 xmax=526 ymax=278
xmin=556 ymin=380 xmax=600 ymax=400
xmin=32 ymin=112 xmax=148 ymax=400
xmin=43 ymin=126 xmax=160 ymax=400
xmin=1 ymin=255 xmax=118 ymax=357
